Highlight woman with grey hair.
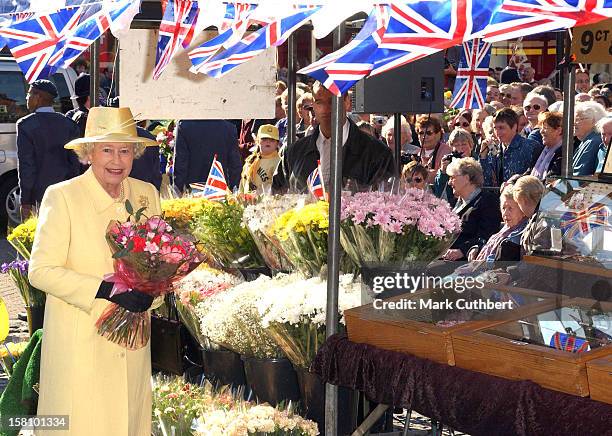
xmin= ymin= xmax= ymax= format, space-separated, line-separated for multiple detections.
xmin=433 ymin=129 xmax=475 ymax=205
xmin=29 ymin=107 xmax=160 ymax=435
xmin=573 ymin=101 xmax=607 ymax=175
xmin=441 ymin=157 xmax=501 ymax=261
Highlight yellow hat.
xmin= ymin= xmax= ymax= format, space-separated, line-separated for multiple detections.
xmin=257 ymin=124 xmax=279 ymax=141
xmin=64 ymin=107 xmax=158 ymax=149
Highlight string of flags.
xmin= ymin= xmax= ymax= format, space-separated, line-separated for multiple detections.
xmin=0 ymin=0 xmax=610 ymax=104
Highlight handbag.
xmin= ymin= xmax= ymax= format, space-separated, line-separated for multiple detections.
xmin=151 ymin=294 xmax=200 ymax=375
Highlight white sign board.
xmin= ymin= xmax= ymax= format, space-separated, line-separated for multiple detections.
xmin=119 ymin=29 xmax=277 ymax=120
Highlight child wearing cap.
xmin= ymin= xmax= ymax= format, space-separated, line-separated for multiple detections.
xmin=239 ymin=124 xmax=281 ymax=193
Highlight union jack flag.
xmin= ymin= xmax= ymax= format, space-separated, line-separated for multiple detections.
xmin=199 ymin=5 xmax=320 ymax=78
xmin=191 ymin=154 xmax=228 ymax=200
xmin=0 ymin=8 xmax=82 ymax=82
xmin=300 ymin=5 xmax=391 ymax=96
xmin=484 ymin=0 xmax=612 ymax=42
xmin=450 ymin=38 xmax=491 ymax=109
xmin=300 ymin=0 xmax=501 ymax=95
xmin=154 ymin=0 xmax=200 ymax=80
xmin=550 ymin=332 xmax=589 ymax=353
xmin=560 ymin=202 xmax=610 ymax=241
xmin=54 ymin=0 xmax=134 ymax=70
xmin=189 ymin=2 xmax=257 ymax=74
xmin=307 ymin=161 xmax=326 ymax=201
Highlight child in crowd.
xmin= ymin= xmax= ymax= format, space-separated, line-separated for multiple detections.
xmin=239 ymin=124 xmax=281 ymax=194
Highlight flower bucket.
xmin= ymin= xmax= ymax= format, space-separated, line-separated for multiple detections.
xmin=201 ymin=348 xmax=246 ymax=387
xmin=242 ymin=356 xmax=300 ymax=406
xmin=26 ymin=304 xmax=44 ymax=336
xmin=295 ymin=366 xmax=356 ymax=435
xmin=360 ymin=263 xmax=428 ymax=299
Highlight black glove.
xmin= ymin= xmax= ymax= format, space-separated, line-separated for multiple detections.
xmin=96 ymin=281 xmax=154 ymax=313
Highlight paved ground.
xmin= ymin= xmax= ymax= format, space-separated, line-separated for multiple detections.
xmin=0 ymin=237 xmax=29 ymax=393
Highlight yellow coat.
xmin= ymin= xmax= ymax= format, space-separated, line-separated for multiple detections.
xmin=29 ymin=168 xmax=161 ymax=436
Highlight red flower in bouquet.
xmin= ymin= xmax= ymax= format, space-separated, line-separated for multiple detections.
xmin=95 ymin=201 xmax=204 ymax=349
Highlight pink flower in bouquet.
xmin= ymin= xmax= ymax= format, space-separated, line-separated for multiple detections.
xmin=144 ymin=241 xmax=159 ymax=254
xmin=146 ymin=216 xmax=169 ymax=233
xmin=159 ymin=244 xmax=187 ymax=263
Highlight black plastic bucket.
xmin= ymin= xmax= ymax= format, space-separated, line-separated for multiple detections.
xmin=201 ymin=348 xmax=247 ymax=387
xmin=242 ymin=356 xmax=300 ymax=406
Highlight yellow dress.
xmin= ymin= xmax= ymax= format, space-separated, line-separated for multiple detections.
xmin=29 ymin=168 xmax=161 ymax=436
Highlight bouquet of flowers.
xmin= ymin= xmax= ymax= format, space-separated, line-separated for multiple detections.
xmin=256 ymin=274 xmax=361 ymax=369
xmin=1 ymin=260 xmax=45 ymax=307
xmin=7 ymin=216 xmax=37 ymax=259
xmin=340 ymin=190 xmax=462 ymax=267
xmin=196 ymin=274 xmax=298 ymax=358
xmin=161 ymin=197 xmax=208 ymax=231
xmin=242 ymin=194 xmax=308 ymax=272
xmin=191 ymin=197 xmax=265 ymax=269
xmin=271 ymin=201 xmax=329 ymax=277
xmin=154 ymin=122 xmax=176 ymax=175
xmin=152 ymin=375 xmax=318 ymax=436
xmin=173 ymin=264 xmax=242 ymax=349
xmin=195 ymin=403 xmax=318 ymax=436
xmin=96 ymin=201 xmax=204 ymax=349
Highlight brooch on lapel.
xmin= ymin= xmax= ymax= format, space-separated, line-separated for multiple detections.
xmin=139 ymin=195 xmax=149 ymax=209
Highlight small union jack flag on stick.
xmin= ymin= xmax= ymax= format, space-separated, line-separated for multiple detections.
xmin=450 ymin=38 xmax=491 ymax=109
xmin=190 ymin=154 xmax=228 ymax=201
xmin=307 ymin=160 xmax=326 ymax=201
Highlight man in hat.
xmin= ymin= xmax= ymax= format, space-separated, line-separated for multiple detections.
xmin=17 ymin=79 xmax=81 ymax=219
xmin=65 ymin=73 xmax=91 ymax=136
xmin=173 ymin=119 xmax=242 ymax=193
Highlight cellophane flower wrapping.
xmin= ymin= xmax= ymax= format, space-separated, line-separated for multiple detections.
xmin=196 ymin=274 xmax=299 ymax=359
xmin=256 ymin=274 xmax=361 ymax=369
xmin=191 ymin=196 xmax=265 ymax=269
xmin=1 ymin=260 xmax=45 ymax=307
xmin=271 ymin=201 xmax=329 ymax=277
xmin=96 ymin=208 xmax=204 ymax=350
xmin=152 ymin=375 xmax=318 ymax=436
xmin=242 ymin=194 xmax=309 ymax=273
xmin=340 ymin=190 xmax=462 ymax=267
xmin=173 ymin=264 xmax=243 ymax=350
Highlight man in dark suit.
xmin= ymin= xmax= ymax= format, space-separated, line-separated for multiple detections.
xmin=65 ymin=73 xmax=90 ymax=136
xmin=130 ymin=127 xmax=162 ymax=190
xmin=173 ymin=120 xmax=242 ymax=192
xmin=17 ymin=80 xmax=81 ymax=219
xmin=273 ymin=81 xmax=395 ymax=193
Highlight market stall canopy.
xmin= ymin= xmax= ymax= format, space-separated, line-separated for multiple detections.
xmin=0 ymin=0 xmax=610 ymax=93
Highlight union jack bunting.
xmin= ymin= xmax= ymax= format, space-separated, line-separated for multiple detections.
xmin=484 ymin=0 xmax=612 ymax=42
xmin=191 ymin=154 xmax=228 ymax=200
xmin=153 ymin=0 xmax=200 ymax=80
xmin=307 ymin=161 xmax=326 ymax=201
xmin=199 ymin=5 xmax=320 ymax=78
xmin=450 ymin=38 xmax=491 ymax=109
xmin=300 ymin=5 xmax=391 ymax=96
xmin=560 ymin=202 xmax=610 ymax=241
xmin=550 ymin=332 xmax=589 ymax=353
xmin=0 ymin=8 xmax=82 ymax=82
xmin=53 ymin=0 xmax=134 ymax=70
xmin=189 ymin=2 xmax=257 ymax=74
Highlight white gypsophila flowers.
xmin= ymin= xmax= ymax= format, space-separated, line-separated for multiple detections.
xmin=242 ymin=194 xmax=309 ymax=234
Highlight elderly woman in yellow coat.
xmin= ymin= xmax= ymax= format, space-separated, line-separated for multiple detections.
xmin=28 ymin=107 xmax=161 ymax=436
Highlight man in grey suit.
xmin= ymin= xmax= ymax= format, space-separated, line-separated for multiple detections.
xmin=173 ymin=119 xmax=242 ymax=193
xmin=17 ymin=80 xmax=80 ymax=219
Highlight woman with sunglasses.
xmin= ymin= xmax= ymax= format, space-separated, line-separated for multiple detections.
xmin=450 ymin=110 xmax=473 ymax=132
xmin=414 ymin=115 xmax=451 ymax=183
xmin=522 ymin=92 xmax=548 ymax=145
xmin=433 ymin=128 xmax=475 ymax=206
xmin=402 ymin=162 xmax=429 ymax=191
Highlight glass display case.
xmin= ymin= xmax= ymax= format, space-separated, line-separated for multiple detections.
xmin=452 ymin=298 xmax=612 ymax=396
xmin=344 ymin=285 xmax=561 ymax=365
xmin=525 ymin=178 xmax=612 ymax=269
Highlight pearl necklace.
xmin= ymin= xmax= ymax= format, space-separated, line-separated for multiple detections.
xmin=113 ymin=182 xmax=125 ymax=203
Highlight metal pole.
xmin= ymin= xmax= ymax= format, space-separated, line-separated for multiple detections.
xmin=311 ymin=29 xmax=317 ymax=63
xmin=325 ymin=21 xmax=345 ymax=436
xmin=90 ymin=38 xmax=101 ymax=107
xmin=394 ymin=113 xmax=402 ymax=175
xmin=114 ymin=39 xmax=120 ymax=99
xmin=561 ymin=29 xmax=575 ymax=178
xmin=287 ymin=33 xmax=297 ymax=147
xmin=555 ymin=31 xmax=565 ymax=89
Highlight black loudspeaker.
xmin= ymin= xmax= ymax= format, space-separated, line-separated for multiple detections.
xmin=352 ymin=51 xmax=444 ymax=114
